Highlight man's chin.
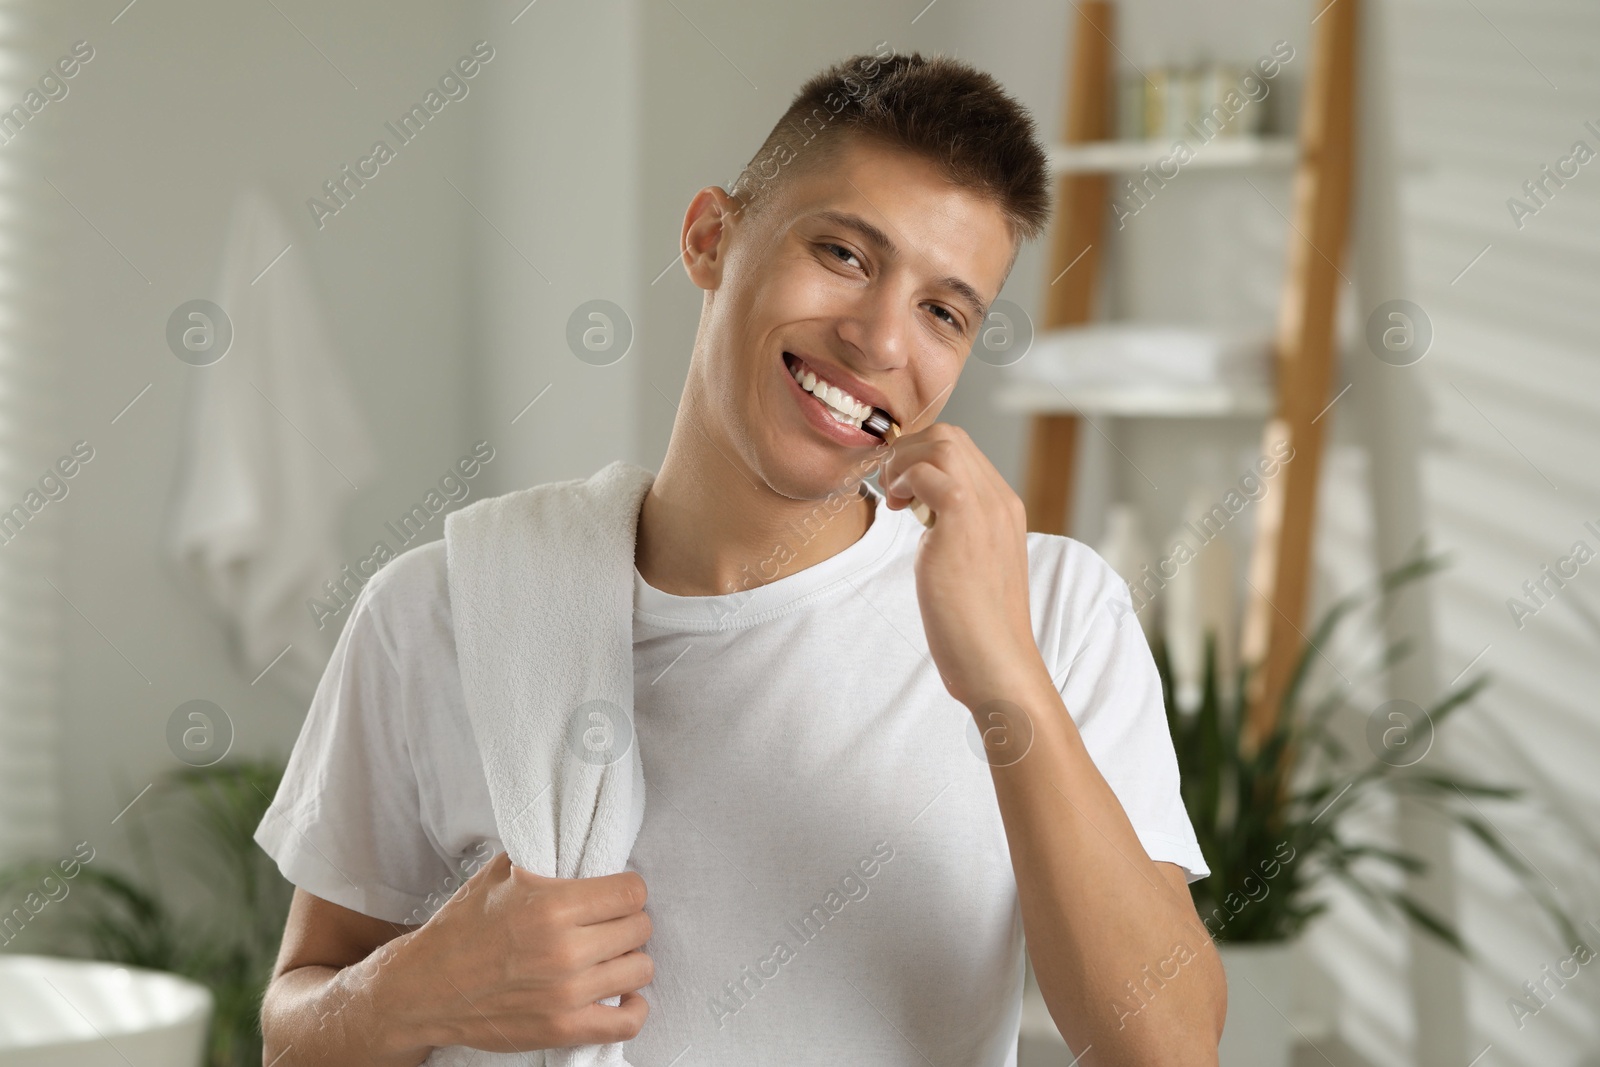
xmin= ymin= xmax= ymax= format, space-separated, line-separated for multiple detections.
xmin=756 ymin=446 xmax=879 ymax=508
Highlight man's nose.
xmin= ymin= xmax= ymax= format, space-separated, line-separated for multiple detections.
xmin=838 ymin=287 xmax=914 ymax=372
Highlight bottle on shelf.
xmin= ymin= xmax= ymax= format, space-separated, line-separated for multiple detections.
xmin=1163 ymin=485 xmax=1239 ymax=714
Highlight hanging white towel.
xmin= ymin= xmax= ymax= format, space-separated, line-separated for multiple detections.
xmin=428 ymin=459 xmax=655 ymax=1067
xmin=167 ymin=186 xmax=377 ymax=700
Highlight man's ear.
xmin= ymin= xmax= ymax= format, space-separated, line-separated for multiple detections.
xmin=680 ymin=186 xmax=741 ymax=292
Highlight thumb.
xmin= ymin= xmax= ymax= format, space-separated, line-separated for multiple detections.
xmin=451 ymin=847 xmax=513 ymax=898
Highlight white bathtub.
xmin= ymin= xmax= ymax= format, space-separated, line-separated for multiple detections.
xmin=0 ymin=955 xmax=212 ymax=1067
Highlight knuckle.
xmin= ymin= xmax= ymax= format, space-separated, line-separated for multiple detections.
xmin=558 ymin=978 xmax=593 ymax=1013
xmin=544 ymin=895 xmax=577 ymax=928
xmin=546 ymin=940 xmax=582 ymax=976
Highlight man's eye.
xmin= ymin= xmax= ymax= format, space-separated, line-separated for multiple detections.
xmin=823 ymin=243 xmax=862 ymax=268
xmin=928 ymin=304 xmax=959 ymax=329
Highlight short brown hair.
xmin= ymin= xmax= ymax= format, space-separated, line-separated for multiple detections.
xmin=730 ymin=47 xmax=1052 ymax=253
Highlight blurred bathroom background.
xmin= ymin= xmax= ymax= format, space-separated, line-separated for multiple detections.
xmin=1 ymin=1 xmax=1597 ymax=1065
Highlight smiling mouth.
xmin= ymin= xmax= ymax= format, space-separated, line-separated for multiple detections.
xmin=782 ymin=351 xmax=889 ymax=433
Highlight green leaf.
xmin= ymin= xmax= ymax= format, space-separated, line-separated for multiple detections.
xmin=1454 ymin=811 xmax=1583 ymax=951
xmin=1329 ymin=842 xmax=1428 ymax=875
xmin=1389 ymin=775 xmax=1520 ymax=801
xmin=1455 ymin=813 xmax=1536 ymax=880
xmin=1387 ymin=891 xmax=1469 ymax=958
xmin=1421 ymin=673 xmax=1490 ymax=731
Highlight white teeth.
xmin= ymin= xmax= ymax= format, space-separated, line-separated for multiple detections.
xmin=787 ymin=356 xmax=870 ymax=426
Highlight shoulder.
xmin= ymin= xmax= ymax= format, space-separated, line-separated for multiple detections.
xmin=1024 ymin=531 xmax=1136 ymax=678
xmin=364 ymin=535 xmax=449 ymax=608
xmin=353 ymin=537 xmax=454 ymax=659
xmin=1025 ymin=530 xmax=1129 ymax=616
xmin=444 ymin=461 xmax=655 ymax=541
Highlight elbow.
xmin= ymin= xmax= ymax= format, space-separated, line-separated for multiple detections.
xmin=1212 ymin=976 xmax=1228 ymax=1049
xmin=258 ymin=988 xmax=285 ymax=1067
xmin=1200 ymin=947 xmax=1228 ymax=1060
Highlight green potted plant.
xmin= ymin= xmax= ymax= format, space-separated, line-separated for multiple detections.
xmin=0 ymin=758 xmax=291 ymax=1067
xmin=1155 ymin=549 xmax=1576 ymax=1065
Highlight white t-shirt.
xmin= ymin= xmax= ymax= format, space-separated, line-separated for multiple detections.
xmin=254 ymin=478 xmax=1208 ymax=1065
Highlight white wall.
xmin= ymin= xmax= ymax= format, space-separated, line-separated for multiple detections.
xmin=34 ymin=0 xmax=478 ymax=877
xmin=1385 ymin=0 xmax=1600 ymax=1061
xmin=475 ymin=0 xmax=643 ymax=495
xmin=0 ymin=1 xmax=66 ymax=863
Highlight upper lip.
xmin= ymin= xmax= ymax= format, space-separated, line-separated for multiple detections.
xmin=784 ymin=350 xmax=896 ymax=425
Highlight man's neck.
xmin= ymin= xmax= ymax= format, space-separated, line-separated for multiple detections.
xmin=634 ymin=448 xmax=875 ymax=599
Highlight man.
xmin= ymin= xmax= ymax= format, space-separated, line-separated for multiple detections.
xmin=258 ymin=49 xmax=1226 ymax=1065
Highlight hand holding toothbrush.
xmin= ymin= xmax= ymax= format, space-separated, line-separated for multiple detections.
xmin=867 ymin=414 xmax=1047 ymax=710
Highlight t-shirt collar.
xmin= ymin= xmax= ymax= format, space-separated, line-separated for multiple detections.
xmin=633 ymin=479 xmax=902 ymax=630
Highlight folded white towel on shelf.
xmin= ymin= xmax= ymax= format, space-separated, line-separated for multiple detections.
xmin=1007 ymin=323 xmax=1273 ymax=388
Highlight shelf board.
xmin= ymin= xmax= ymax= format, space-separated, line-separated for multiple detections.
xmin=1048 ymin=136 xmax=1298 ymax=174
xmin=992 ymin=378 xmax=1275 ymax=419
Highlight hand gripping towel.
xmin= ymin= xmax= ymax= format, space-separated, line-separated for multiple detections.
xmin=425 ymin=459 xmax=657 ymax=1067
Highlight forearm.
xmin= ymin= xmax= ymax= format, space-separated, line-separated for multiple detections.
xmin=971 ymin=661 xmax=1225 ymax=1064
xmin=261 ymin=934 xmax=437 ymax=1067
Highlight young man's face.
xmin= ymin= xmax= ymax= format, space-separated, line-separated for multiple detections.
xmin=681 ymin=135 xmax=1016 ymax=503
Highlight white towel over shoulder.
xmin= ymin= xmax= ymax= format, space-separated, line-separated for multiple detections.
xmin=430 ymin=460 xmax=656 ymax=1067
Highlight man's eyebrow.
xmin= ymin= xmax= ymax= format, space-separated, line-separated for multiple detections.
xmin=808 ymin=209 xmax=990 ymax=329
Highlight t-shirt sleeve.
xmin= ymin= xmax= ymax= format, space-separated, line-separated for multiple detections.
xmin=1051 ymin=545 xmax=1211 ymax=884
xmin=253 ymin=568 xmax=456 ymax=924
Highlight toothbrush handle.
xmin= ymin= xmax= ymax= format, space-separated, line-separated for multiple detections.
xmin=907 ymin=497 xmax=936 ymax=528
xmin=882 ymin=423 xmax=935 ymax=529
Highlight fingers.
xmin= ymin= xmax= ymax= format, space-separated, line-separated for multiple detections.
xmin=511 ymin=866 xmax=648 ymax=925
xmin=879 ymin=424 xmax=1016 ymax=523
xmin=574 ymin=908 xmax=653 ymax=970
xmin=572 ymin=871 xmax=649 ymax=924
xmin=579 ymin=948 xmax=655 ymax=1006
xmin=879 ymin=426 xmax=963 ymax=486
xmin=565 ymin=988 xmax=651 ymax=1047
xmin=886 ymin=460 xmax=960 ymax=517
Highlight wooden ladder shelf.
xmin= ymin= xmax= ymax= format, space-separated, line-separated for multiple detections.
xmin=1020 ymin=0 xmax=1359 ymax=743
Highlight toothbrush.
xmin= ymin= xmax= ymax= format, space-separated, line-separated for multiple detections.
xmin=861 ymin=409 xmax=935 ymax=528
